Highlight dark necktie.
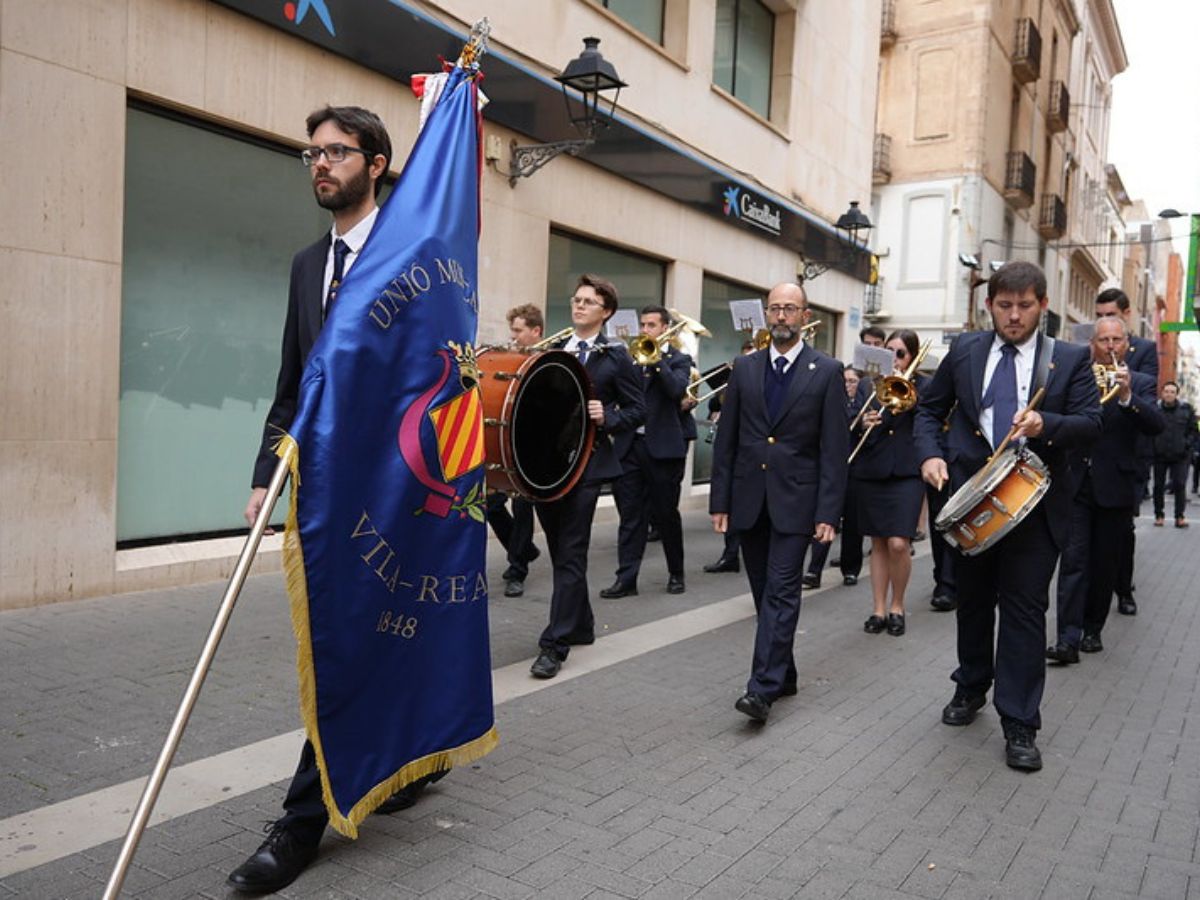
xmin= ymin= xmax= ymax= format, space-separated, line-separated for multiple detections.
xmin=577 ymin=340 xmax=589 ymax=365
xmin=324 ymin=238 xmax=351 ymax=317
xmin=983 ymin=343 xmax=1019 ymax=448
xmin=774 ymin=356 xmax=788 ymax=380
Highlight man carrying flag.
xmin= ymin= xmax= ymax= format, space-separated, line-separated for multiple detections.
xmin=230 ymin=40 xmax=496 ymax=892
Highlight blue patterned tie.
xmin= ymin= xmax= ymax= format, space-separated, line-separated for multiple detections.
xmin=324 ymin=238 xmax=351 ymax=317
xmin=577 ymin=340 xmax=589 ymax=366
xmin=983 ymin=343 xmax=1019 ymax=448
xmin=774 ymin=356 xmax=788 ymax=380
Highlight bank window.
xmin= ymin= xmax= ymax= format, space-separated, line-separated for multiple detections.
xmin=713 ymin=0 xmax=774 ymax=118
xmin=117 ymin=106 xmax=328 ymax=544
xmin=597 ymin=0 xmax=664 ymax=44
xmin=545 ymin=230 xmax=666 ymax=334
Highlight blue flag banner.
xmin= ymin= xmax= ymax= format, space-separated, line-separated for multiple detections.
xmin=277 ymin=61 xmax=495 ymax=837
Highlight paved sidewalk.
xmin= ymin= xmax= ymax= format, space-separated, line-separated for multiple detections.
xmin=1 ymin=494 xmax=1199 ymax=898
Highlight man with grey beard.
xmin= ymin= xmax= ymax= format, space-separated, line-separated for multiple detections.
xmin=709 ymin=282 xmax=848 ymax=723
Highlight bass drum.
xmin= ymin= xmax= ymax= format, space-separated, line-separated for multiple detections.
xmin=477 ymin=348 xmax=595 ymax=502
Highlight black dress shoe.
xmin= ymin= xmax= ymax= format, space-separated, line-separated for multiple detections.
xmin=801 ymin=573 xmax=821 ymax=589
xmin=735 ymin=692 xmax=771 ymax=723
xmin=1045 ymin=642 xmax=1079 ymax=665
xmin=503 ymin=580 xmax=524 ymax=598
xmin=863 ymin=615 xmax=886 ymax=634
xmin=1117 ymin=595 xmax=1137 ymax=616
xmin=374 ymin=770 xmax=447 ymax=814
xmin=942 ymin=688 xmax=986 ymax=726
xmin=704 ymin=556 xmax=740 ymax=573
xmin=228 ymin=823 xmax=319 ymax=894
xmin=530 ymin=650 xmax=563 ymax=679
xmin=599 ymin=581 xmax=637 ymax=598
xmin=930 ymin=593 xmax=957 ymax=612
xmin=1080 ymin=633 xmax=1104 ymax=653
xmin=886 ymin=613 xmax=905 ymax=636
xmin=1003 ymin=723 xmax=1042 ymax=772
xmin=667 ymin=574 xmax=685 ymax=594
xmin=843 ymin=574 xmax=858 ymax=586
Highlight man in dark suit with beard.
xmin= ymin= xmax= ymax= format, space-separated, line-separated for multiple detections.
xmin=710 ymin=282 xmax=848 ymax=724
xmin=914 ymin=261 xmax=1102 ymax=772
xmin=231 ymin=107 xmax=442 ymax=895
xmin=529 ymin=274 xmax=645 ymax=679
xmin=1048 ymin=317 xmax=1163 ymax=663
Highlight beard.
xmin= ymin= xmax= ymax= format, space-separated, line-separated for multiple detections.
xmin=770 ymin=322 xmax=798 ymax=344
xmin=313 ymin=164 xmax=372 ymax=211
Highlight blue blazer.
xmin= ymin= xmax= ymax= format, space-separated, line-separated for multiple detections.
xmin=555 ymin=332 xmax=645 ymax=483
xmin=709 ymin=346 xmax=849 ymax=534
xmin=637 ymin=346 xmax=694 ymax=461
xmin=1082 ymin=371 xmax=1164 ymax=508
xmin=253 ymin=234 xmax=330 ymax=487
xmin=913 ymin=331 xmax=1103 ymax=549
xmin=1127 ymin=335 xmax=1158 ymax=381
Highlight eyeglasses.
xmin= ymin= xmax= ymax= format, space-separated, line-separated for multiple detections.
xmin=571 ymin=295 xmax=603 ymax=308
xmin=766 ymin=304 xmax=803 ymax=316
xmin=300 ymin=143 xmax=373 ymax=167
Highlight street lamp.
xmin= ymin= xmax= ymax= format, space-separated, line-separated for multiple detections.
xmin=503 ymin=37 xmax=626 ymax=187
xmin=799 ymin=201 xmax=873 ymax=281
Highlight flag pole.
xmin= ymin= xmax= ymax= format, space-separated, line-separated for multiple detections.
xmin=102 ymin=446 xmax=294 ymax=899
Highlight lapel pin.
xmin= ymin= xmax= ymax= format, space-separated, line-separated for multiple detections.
xmin=808 ymin=362 xmax=816 ymax=370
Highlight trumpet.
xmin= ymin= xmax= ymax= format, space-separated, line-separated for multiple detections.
xmin=628 ymin=320 xmax=689 ymax=366
xmin=848 ymin=339 xmax=933 ymax=464
xmin=1092 ymin=352 xmax=1124 ymax=404
xmin=528 ymin=326 xmax=574 ymax=351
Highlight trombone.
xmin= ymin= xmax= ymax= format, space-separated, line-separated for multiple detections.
xmin=685 ymin=320 xmax=822 ymax=402
xmin=528 ymin=326 xmax=574 ymax=351
xmin=848 ymin=339 xmax=933 ymax=464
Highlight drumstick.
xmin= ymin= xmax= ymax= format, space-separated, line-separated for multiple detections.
xmin=991 ymin=386 xmax=1046 ymax=459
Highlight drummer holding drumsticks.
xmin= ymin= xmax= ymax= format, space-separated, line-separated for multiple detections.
xmin=913 ymin=261 xmax=1102 ymax=772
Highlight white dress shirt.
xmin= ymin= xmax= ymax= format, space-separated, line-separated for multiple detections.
xmin=321 ymin=206 xmax=379 ymax=310
xmin=767 ymin=340 xmax=805 ymax=374
xmin=979 ymin=331 xmax=1037 ymax=447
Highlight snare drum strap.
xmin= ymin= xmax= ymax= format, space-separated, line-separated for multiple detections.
xmin=1033 ymin=336 xmax=1055 ymax=400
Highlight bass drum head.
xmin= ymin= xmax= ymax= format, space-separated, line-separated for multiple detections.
xmin=511 ymin=351 xmax=593 ymax=500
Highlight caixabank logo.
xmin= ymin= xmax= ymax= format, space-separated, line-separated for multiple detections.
xmin=721 ymin=184 xmax=781 ymax=236
xmin=281 ymin=0 xmax=336 ymax=36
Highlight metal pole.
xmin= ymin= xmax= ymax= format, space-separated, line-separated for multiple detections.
xmin=102 ymin=448 xmax=294 ymax=899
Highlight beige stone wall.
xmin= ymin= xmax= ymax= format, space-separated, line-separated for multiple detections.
xmin=0 ymin=0 xmax=877 ymax=607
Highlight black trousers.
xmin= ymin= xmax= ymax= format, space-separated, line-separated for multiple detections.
xmin=925 ymin=481 xmax=957 ymax=599
xmin=739 ymin=507 xmax=811 ymax=700
xmin=1153 ymin=458 xmax=1189 ymax=520
xmin=838 ymin=478 xmax=864 ymax=578
xmin=1055 ymin=479 xmax=1131 ymax=644
xmin=279 ymin=740 xmax=328 ymax=845
xmin=535 ymin=480 xmax=601 ymax=657
xmin=953 ymin=509 xmax=1058 ymax=729
xmin=611 ymin=438 xmax=685 ymax=586
xmin=486 ymin=493 xmax=537 ymax=581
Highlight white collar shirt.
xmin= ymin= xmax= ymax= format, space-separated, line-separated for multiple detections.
xmin=768 ymin=340 xmax=804 ymax=375
xmin=322 ymin=206 xmax=379 ymax=310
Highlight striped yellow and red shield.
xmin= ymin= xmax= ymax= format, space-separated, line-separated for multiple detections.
xmin=427 ymin=386 xmax=485 ymax=481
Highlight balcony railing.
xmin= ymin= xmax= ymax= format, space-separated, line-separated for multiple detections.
xmin=1037 ymin=193 xmax=1067 ymax=239
xmin=1004 ymin=151 xmax=1036 ymax=208
xmin=873 ymin=133 xmax=892 ymax=184
xmin=1047 ymin=80 xmax=1069 ymax=132
xmin=1012 ymin=18 xmax=1041 ymax=83
xmin=880 ymin=0 xmax=897 ymax=47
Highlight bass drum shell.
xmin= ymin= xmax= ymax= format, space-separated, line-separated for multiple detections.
xmin=477 ymin=348 xmax=595 ymax=502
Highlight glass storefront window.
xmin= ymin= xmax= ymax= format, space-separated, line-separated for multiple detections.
xmin=117 ymin=107 xmax=327 ymax=542
xmin=713 ymin=0 xmax=774 ymax=118
xmin=600 ymin=0 xmax=664 ymax=44
xmin=545 ymin=230 xmax=666 ymax=333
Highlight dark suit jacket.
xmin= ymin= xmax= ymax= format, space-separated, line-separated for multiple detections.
xmin=1127 ymin=335 xmax=1158 ymax=380
xmin=638 ymin=347 xmax=694 ymax=460
xmin=851 ymin=374 xmax=929 ymax=480
xmin=913 ymin=331 xmax=1103 ymax=549
xmin=1082 ymin=371 xmax=1164 ymax=508
xmin=557 ymin=332 xmax=645 ymax=483
xmin=709 ymin=346 xmax=849 ymax=534
xmin=252 ymin=234 xmax=331 ymax=487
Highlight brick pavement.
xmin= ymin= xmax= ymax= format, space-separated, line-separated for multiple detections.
xmin=1 ymin=494 xmax=1199 ymax=898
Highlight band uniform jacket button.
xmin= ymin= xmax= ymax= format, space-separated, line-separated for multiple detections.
xmin=974 ymin=429 xmax=982 ymax=437
xmin=767 ymin=436 xmax=776 ymax=444
xmin=761 ymin=463 xmax=767 ymax=470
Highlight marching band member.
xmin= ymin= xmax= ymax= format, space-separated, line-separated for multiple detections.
xmin=914 ymin=261 xmax=1101 ymax=772
xmin=604 ymin=306 xmax=694 ymax=597
xmin=703 ymin=342 xmax=755 ymax=574
xmin=853 ymin=330 xmax=925 ymax=636
xmin=710 ymin=283 xmax=848 ymax=723
xmin=529 ymin=275 xmax=644 ymax=679
xmin=1048 ymin=317 xmax=1163 ymax=663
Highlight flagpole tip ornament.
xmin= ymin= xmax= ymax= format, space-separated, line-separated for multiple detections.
xmin=457 ymin=18 xmax=491 ymax=72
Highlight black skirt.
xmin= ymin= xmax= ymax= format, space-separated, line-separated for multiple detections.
xmin=854 ymin=475 xmax=924 ymax=538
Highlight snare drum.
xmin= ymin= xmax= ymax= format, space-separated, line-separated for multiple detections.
xmin=935 ymin=446 xmax=1051 ymax=556
xmin=476 ymin=348 xmax=595 ymax=502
